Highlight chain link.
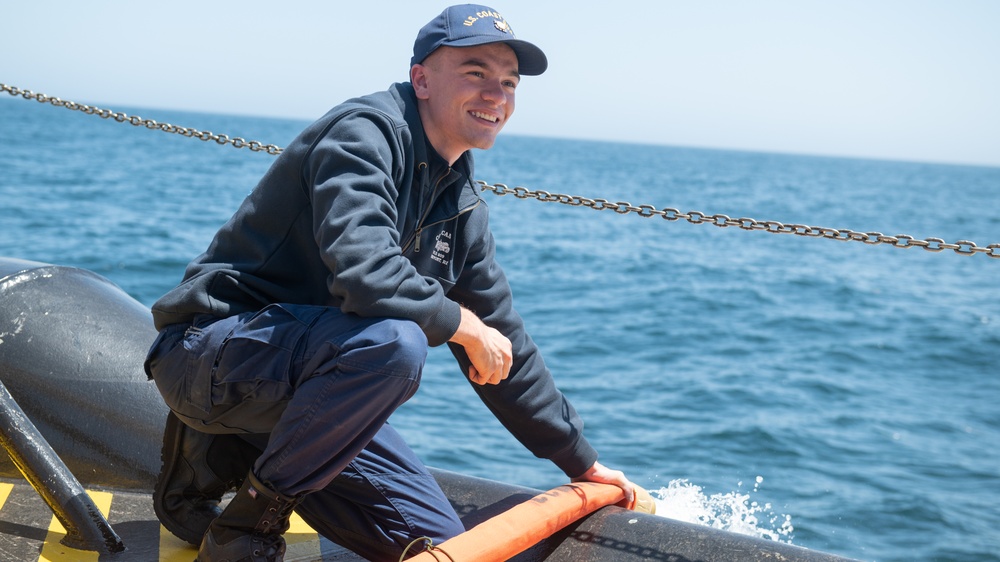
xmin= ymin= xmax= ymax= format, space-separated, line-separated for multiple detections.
xmin=476 ymin=182 xmax=1000 ymax=259
xmin=1 ymin=83 xmax=283 ymax=155
xmin=4 ymin=83 xmax=995 ymax=260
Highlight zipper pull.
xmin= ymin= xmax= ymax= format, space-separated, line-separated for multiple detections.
xmin=414 ymin=228 xmax=422 ymax=252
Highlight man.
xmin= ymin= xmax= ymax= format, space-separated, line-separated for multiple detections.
xmin=144 ymin=5 xmax=634 ymax=561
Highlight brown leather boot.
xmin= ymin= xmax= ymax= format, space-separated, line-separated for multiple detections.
xmin=153 ymin=411 xmax=260 ymax=545
xmin=196 ymin=471 xmax=299 ymax=562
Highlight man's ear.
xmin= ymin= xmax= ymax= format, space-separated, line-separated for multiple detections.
xmin=411 ymin=64 xmax=430 ymax=100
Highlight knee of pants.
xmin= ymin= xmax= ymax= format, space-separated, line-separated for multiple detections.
xmin=338 ymin=318 xmax=429 ymax=383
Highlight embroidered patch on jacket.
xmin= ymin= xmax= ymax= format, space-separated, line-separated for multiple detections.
xmin=431 ymin=230 xmax=452 ymax=266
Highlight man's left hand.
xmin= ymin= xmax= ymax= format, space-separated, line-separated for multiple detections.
xmin=571 ymin=461 xmax=635 ymax=504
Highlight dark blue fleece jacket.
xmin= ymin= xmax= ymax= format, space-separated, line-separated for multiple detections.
xmin=150 ymin=83 xmax=598 ymax=478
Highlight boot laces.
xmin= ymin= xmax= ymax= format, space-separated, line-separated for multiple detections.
xmin=251 ymin=533 xmax=285 ymax=559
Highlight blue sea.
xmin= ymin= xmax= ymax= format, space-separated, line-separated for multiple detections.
xmin=2 ymin=95 xmax=998 ymax=562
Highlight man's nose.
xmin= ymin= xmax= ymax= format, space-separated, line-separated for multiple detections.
xmin=481 ymin=81 xmax=507 ymax=105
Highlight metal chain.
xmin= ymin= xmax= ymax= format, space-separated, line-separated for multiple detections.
xmin=1 ymin=83 xmax=283 ymax=155
xmin=476 ymin=182 xmax=1000 ymax=259
xmin=4 ymin=83 xmax=996 ymax=259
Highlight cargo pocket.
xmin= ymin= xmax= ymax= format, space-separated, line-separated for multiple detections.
xmin=182 ymin=318 xmax=221 ymax=415
xmin=145 ymin=323 xmax=194 ymax=411
xmin=207 ymin=304 xmax=322 ymax=410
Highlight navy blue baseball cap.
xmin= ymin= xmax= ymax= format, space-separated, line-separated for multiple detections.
xmin=411 ymin=5 xmax=548 ymax=75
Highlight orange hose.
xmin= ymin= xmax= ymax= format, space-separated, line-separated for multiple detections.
xmin=407 ymin=482 xmax=639 ymax=562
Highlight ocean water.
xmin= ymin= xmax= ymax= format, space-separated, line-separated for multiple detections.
xmin=2 ymin=95 xmax=998 ymax=562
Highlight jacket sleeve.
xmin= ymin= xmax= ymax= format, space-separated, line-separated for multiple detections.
xmin=302 ymin=110 xmax=461 ymax=346
xmin=446 ymin=207 xmax=599 ymax=478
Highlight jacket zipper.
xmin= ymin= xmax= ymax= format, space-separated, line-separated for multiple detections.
xmin=402 ymin=171 xmax=481 ymax=254
xmin=412 ymin=196 xmax=481 ymax=253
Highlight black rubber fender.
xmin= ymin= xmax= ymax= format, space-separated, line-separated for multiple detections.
xmin=0 ymin=257 xmax=164 ymax=489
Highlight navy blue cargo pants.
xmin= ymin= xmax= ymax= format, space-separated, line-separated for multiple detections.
xmin=145 ymin=303 xmax=465 ymax=560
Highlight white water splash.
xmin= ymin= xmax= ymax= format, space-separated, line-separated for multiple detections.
xmin=650 ymin=476 xmax=794 ymax=543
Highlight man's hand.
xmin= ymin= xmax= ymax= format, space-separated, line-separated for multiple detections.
xmin=572 ymin=461 xmax=635 ymax=505
xmin=449 ymin=307 xmax=512 ymax=385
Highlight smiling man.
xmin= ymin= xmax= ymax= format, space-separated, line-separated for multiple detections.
xmin=413 ymin=42 xmax=519 ymax=163
xmin=144 ymin=5 xmax=634 ymax=561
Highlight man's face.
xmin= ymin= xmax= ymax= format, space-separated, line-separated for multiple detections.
xmin=412 ymin=43 xmax=520 ymax=164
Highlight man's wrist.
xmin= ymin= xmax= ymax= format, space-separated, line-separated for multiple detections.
xmin=449 ymin=306 xmax=480 ymax=346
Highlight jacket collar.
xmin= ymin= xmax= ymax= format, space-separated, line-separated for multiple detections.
xmin=391 ymin=82 xmax=475 ymax=183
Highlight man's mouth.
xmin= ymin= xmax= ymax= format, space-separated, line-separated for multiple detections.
xmin=471 ymin=111 xmax=499 ymax=123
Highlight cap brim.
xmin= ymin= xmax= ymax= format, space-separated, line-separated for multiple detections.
xmin=444 ymin=36 xmax=548 ymax=76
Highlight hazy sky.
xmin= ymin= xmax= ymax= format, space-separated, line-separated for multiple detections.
xmin=4 ymin=1 xmax=999 ymax=167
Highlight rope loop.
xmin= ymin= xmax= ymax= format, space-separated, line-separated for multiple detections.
xmin=398 ymin=537 xmax=456 ymax=562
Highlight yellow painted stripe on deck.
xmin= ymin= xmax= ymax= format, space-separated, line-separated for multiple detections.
xmin=160 ymin=504 xmax=323 ymax=562
xmin=16 ymin=486 xmax=323 ymax=562
xmin=285 ymin=512 xmax=322 ymax=561
xmin=158 ymin=525 xmax=198 ymax=561
xmin=38 ymin=490 xmax=113 ymax=562
xmin=157 ymin=506 xmax=322 ymax=561
xmin=158 ymin=506 xmax=321 ymax=562
xmin=0 ymin=483 xmax=12 ymax=510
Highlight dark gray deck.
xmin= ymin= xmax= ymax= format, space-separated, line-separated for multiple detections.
xmin=0 ymin=477 xmax=364 ymax=561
